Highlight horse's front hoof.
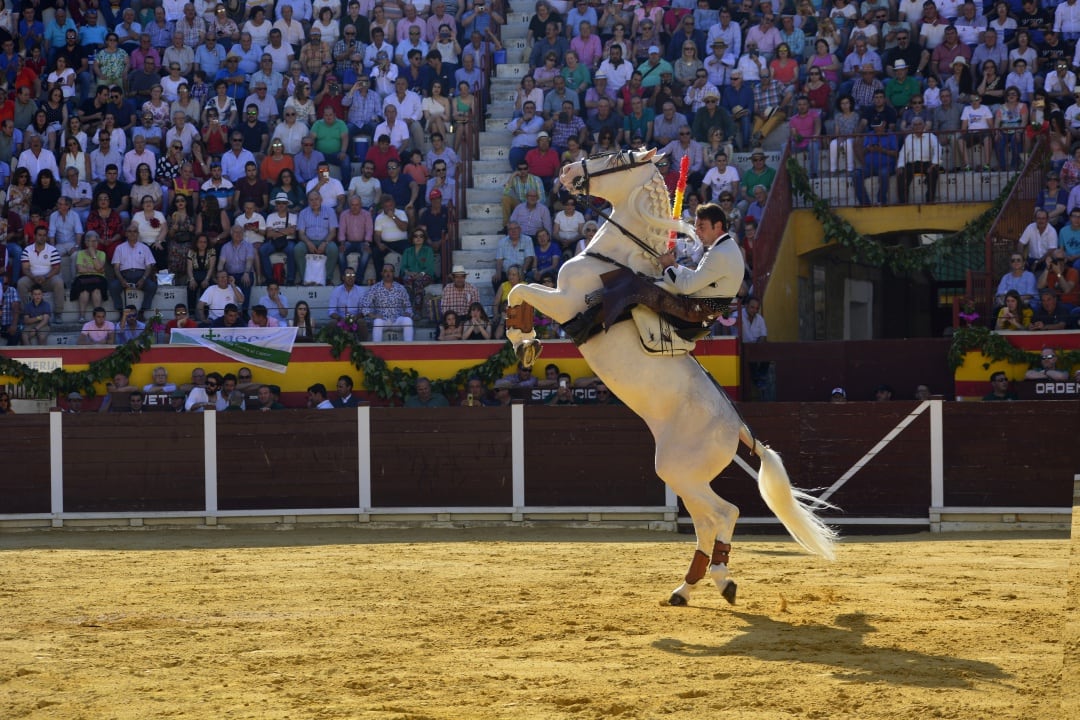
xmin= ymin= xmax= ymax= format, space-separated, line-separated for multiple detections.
xmin=668 ymin=592 xmax=688 ymax=607
xmin=516 ymin=339 xmax=543 ymax=368
xmin=721 ymin=581 xmax=737 ymax=605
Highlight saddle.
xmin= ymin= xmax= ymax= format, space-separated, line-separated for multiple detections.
xmin=599 ymin=268 xmax=729 ymax=331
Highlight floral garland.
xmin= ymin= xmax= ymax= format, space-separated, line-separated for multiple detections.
xmin=947 ymin=325 xmax=1080 ymax=372
xmin=0 ymin=332 xmax=154 ymax=398
xmin=318 ymin=318 xmax=518 ymax=401
xmin=785 ymin=158 xmax=1015 ymax=275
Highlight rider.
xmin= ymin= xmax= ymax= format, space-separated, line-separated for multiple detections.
xmin=656 ymin=203 xmax=744 ymax=319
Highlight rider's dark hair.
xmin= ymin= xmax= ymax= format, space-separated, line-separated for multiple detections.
xmin=696 ymin=202 xmax=728 ymax=231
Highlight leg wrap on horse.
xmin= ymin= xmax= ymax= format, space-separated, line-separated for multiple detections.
xmin=712 ymin=541 xmax=731 ymax=566
xmin=505 ymin=301 xmax=535 ymax=333
xmin=685 ymin=549 xmax=711 ymax=584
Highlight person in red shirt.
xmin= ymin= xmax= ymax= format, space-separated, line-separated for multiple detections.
xmin=525 ymin=132 xmax=561 ymax=194
xmin=0 ymin=87 xmax=14 ymax=124
xmin=1040 ymin=250 xmax=1080 ymax=306
xmin=365 ymin=134 xmax=401 ymax=181
xmin=13 ymin=56 xmax=40 ymax=97
xmin=164 ymin=303 xmax=198 ymax=336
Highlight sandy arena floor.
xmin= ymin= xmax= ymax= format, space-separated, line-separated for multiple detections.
xmin=0 ymin=527 xmax=1072 ymax=719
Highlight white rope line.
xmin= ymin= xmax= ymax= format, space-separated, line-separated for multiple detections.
xmin=817 ymin=401 xmax=931 ymax=503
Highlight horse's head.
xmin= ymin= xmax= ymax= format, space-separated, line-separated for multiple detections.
xmin=560 ymin=148 xmax=663 ymax=203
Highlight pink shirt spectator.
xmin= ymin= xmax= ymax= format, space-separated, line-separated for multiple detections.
xmin=571 ymin=34 xmax=603 ymax=70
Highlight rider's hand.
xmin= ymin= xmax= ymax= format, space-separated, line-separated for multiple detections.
xmin=658 ymin=249 xmax=677 ymax=268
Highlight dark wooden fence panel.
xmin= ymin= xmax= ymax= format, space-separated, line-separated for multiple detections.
xmin=524 ymin=406 xmax=666 ymax=506
xmin=370 ymin=407 xmax=513 ymax=507
xmin=710 ymin=403 xmax=807 ymax=516
xmin=795 ymin=403 xmax=931 ymax=516
xmin=62 ymin=414 xmax=205 ymax=512
xmin=216 ymin=410 xmax=360 ymax=510
xmin=0 ymin=415 xmax=51 ymax=513
xmin=943 ymin=402 xmax=1077 ymax=507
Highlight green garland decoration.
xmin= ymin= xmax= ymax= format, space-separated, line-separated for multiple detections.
xmin=947 ymin=325 xmax=1080 ymax=372
xmin=0 ymin=332 xmax=154 ymax=398
xmin=785 ymin=158 xmax=1016 ymax=275
xmin=318 ymin=323 xmax=518 ymax=402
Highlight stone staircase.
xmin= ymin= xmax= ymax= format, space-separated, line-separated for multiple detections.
xmin=450 ymin=0 xmax=535 ymax=313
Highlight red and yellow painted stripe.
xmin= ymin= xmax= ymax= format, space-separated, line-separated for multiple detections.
xmin=1 ymin=338 xmax=740 ymax=405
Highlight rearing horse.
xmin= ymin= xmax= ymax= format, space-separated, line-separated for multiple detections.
xmin=506 ymin=149 xmax=837 ymax=606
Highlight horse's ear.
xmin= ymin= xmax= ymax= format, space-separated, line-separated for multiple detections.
xmin=641 ymin=148 xmax=658 ymax=162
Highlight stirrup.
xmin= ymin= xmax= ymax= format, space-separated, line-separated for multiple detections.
xmin=516 ymin=338 xmax=542 ymax=368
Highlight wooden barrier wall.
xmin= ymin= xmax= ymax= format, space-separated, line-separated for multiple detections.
xmin=1 ymin=402 xmax=1074 ymax=529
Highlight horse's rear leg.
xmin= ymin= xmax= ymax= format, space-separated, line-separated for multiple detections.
xmin=668 ymin=491 xmax=739 ymax=607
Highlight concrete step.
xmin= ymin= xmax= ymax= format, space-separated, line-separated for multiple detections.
xmin=502 ymin=47 xmax=526 ymax=63
xmin=472 ymin=171 xmax=512 ymax=190
xmin=460 ymin=234 xmax=503 ymax=251
xmin=459 ymin=218 xmax=504 ymax=236
xmin=509 ymin=0 xmax=534 ymax=12
xmin=505 ymin=37 xmax=528 ymax=50
xmin=501 ymin=24 xmax=528 ymax=40
xmin=480 ymin=130 xmax=512 ymax=145
xmin=452 ymin=249 xmax=497 ymax=268
xmin=466 ymin=202 xmax=501 ymax=220
xmin=465 ymin=188 xmax=502 ymax=203
xmin=490 ymin=89 xmax=517 ymax=104
xmin=472 ymin=159 xmax=509 ymax=175
xmin=496 ymin=63 xmax=531 ymax=79
xmin=479 ymin=144 xmax=512 ymax=162
xmin=507 ymin=12 xmax=531 ymax=26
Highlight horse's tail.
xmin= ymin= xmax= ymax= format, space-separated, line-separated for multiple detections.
xmin=745 ymin=433 xmax=838 ymax=561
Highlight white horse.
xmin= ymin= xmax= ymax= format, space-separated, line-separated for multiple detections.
xmin=506 ymin=149 xmax=837 ymax=606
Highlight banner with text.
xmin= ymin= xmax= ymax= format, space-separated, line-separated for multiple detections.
xmin=169 ymin=327 xmax=299 ymax=373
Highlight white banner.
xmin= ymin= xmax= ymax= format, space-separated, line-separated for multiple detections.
xmin=169 ymin=327 xmax=299 ymax=373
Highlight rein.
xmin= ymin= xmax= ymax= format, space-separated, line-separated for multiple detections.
xmin=577 ymin=151 xmax=663 ymax=260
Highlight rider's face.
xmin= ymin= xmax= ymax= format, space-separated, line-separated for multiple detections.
xmin=694 ymin=217 xmax=723 ymax=245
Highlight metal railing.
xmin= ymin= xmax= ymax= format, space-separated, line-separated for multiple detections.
xmin=954 ymin=138 xmax=1049 ymax=326
xmin=787 ymin=129 xmax=1030 ymax=208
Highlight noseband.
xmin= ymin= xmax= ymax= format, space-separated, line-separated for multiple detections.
xmin=573 ymin=151 xmax=663 ymax=260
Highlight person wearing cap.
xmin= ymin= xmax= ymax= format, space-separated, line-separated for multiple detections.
xmin=896 ymin=116 xmax=943 ymax=203
xmin=62 ymin=391 xmax=84 ymax=413
xmin=885 ymin=59 xmax=921 ymax=109
xmin=439 ymin=264 xmax=480 ymax=317
xmin=853 ymin=119 xmax=899 ymax=206
xmin=958 ymin=92 xmax=994 ymax=170
xmin=830 ymin=387 xmax=847 ymax=403
xmin=850 ymin=65 xmax=885 ymax=111
xmin=260 ymin=193 xmax=300 ymax=284
xmin=636 ymin=45 xmax=674 ymax=90
xmin=300 ymin=28 xmax=333 ymax=88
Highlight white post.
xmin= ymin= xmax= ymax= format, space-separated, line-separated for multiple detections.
xmin=358 ymin=405 xmax=371 ymax=512
xmin=204 ymin=410 xmax=218 ymax=520
xmin=930 ymin=399 xmax=944 ymax=511
xmin=49 ymin=411 xmax=63 ymax=526
xmin=511 ymin=403 xmax=525 ymax=515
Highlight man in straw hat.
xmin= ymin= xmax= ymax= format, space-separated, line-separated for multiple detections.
xmin=439 ymin=264 xmax=480 ymax=317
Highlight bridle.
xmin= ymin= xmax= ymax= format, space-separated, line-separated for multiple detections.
xmin=572 ymin=150 xmax=663 ymax=260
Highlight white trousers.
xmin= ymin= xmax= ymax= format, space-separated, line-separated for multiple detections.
xmin=372 ymin=317 xmax=414 ymax=341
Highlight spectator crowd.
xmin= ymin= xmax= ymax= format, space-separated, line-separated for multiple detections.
xmin=0 ymin=0 xmax=502 ymax=346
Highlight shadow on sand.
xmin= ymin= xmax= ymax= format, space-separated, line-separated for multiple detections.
xmin=653 ymin=611 xmax=1008 ymax=688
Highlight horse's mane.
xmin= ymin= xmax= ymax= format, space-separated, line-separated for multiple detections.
xmin=630 ymin=168 xmax=697 ymax=242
